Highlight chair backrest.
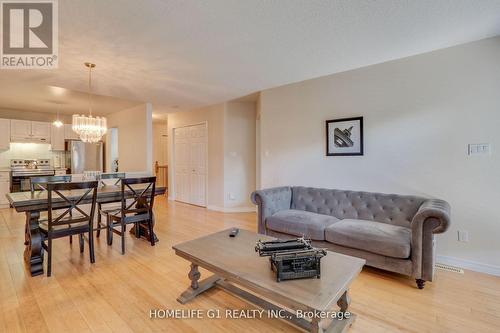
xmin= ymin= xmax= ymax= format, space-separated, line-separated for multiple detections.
xmin=120 ymin=177 xmax=156 ymax=220
xmin=99 ymin=172 xmax=126 ymax=186
xmin=30 ymin=175 xmax=72 ymax=194
xmin=46 ymin=181 xmax=98 ymax=231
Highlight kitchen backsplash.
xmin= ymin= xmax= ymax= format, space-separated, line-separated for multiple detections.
xmin=0 ymin=143 xmax=65 ymax=168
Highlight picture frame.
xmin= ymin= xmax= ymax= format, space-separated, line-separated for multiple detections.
xmin=326 ymin=116 xmax=363 ymax=156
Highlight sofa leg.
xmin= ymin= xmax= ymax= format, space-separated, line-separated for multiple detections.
xmin=416 ymin=279 xmax=425 ymax=289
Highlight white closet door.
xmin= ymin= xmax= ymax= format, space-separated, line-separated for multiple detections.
xmin=174 ymin=127 xmax=191 ymax=204
xmin=174 ymin=124 xmax=207 ymax=207
xmin=189 ymin=124 xmax=207 ymax=206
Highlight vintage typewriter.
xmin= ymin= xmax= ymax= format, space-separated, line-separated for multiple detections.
xmin=255 ymin=238 xmax=327 ymax=282
xmin=255 ymin=237 xmax=313 ymax=256
xmin=270 ymin=249 xmax=327 ymax=282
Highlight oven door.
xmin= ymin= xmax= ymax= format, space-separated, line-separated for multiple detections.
xmin=10 ymin=176 xmax=21 ymax=193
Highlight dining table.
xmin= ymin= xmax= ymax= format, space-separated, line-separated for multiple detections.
xmin=7 ymin=183 xmax=166 ymax=276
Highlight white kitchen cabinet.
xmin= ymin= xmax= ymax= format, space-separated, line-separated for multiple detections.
xmin=10 ymin=119 xmax=32 ymax=139
xmin=0 ymin=171 xmax=10 ymax=208
xmin=10 ymin=120 xmax=51 ymax=143
xmin=64 ymin=124 xmax=79 ymax=140
xmin=50 ymin=124 xmax=65 ymax=151
xmin=31 ymin=121 xmax=51 ymax=140
xmin=0 ymin=119 xmax=11 ymax=150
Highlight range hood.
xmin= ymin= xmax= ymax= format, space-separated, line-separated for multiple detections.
xmin=10 ymin=136 xmax=49 ymax=143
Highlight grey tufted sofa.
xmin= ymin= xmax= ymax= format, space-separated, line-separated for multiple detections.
xmin=251 ymin=186 xmax=450 ymax=289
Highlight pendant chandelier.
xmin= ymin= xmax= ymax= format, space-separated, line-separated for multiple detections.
xmin=72 ymin=62 xmax=107 ymax=143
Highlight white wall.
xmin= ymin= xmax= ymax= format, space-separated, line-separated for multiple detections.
xmin=107 ymin=128 xmax=119 ymax=172
xmin=106 ymin=103 xmax=153 ymax=173
xmin=259 ymin=37 xmax=500 ymax=270
xmin=224 ymin=102 xmax=256 ymax=209
xmin=153 ymin=120 xmax=168 ymax=166
xmin=146 ymin=103 xmax=153 ymax=172
xmin=255 ymin=94 xmax=262 ymax=190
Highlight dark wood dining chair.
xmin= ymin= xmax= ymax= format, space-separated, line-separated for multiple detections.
xmin=96 ymin=173 xmax=126 ymax=238
xmin=40 ymin=181 xmax=98 ymax=277
xmin=99 ymin=172 xmax=126 ymax=186
xmin=104 ymin=176 xmax=156 ymax=254
xmin=29 ymin=175 xmax=74 ymax=244
xmin=30 ymin=175 xmax=72 ymax=193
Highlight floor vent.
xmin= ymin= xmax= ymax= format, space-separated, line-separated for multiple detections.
xmin=435 ymin=263 xmax=464 ymax=274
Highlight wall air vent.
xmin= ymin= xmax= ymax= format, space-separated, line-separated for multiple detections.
xmin=435 ymin=263 xmax=464 ymax=274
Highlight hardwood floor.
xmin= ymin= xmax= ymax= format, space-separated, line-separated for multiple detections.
xmin=1 ymin=197 xmax=499 ymax=333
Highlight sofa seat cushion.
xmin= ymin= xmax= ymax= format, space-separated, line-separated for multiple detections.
xmin=325 ymin=219 xmax=411 ymax=259
xmin=266 ymin=209 xmax=339 ymax=240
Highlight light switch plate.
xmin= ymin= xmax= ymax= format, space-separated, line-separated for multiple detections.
xmin=457 ymin=230 xmax=469 ymax=242
xmin=468 ymin=143 xmax=491 ymax=156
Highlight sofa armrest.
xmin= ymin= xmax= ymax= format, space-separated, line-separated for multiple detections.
xmin=410 ymin=198 xmax=450 ymax=281
xmin=412 ymin=199 xmax=451 ymax=234
xmin=251 ymin=187 xmax=292 ymax=234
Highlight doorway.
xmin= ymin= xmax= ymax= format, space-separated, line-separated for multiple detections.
xmin=173 ymin=123 xmax=207 ymax=207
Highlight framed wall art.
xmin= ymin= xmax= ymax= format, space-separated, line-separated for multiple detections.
xmin=326 ymin=116 xmax=363 ymax=156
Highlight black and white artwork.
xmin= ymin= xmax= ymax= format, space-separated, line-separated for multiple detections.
xmin=326 ymin=117 xmax=363 ymax=156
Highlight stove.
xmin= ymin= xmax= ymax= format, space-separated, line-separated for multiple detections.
xmin=11 ymin=159 xmax=55 ymax=176
xmin=10 ymin=159 xmax=55 ymax=192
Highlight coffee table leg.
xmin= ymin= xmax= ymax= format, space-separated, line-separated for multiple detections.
xmin=337 ymin=291 xmax=351 ymax=314
xmin=311 ymin=291 xmax=355 ymax=333
xmin=177 ymin=263 xmax=221 ymax=304
xmin=188 ymin=263 xmax=201 ymax=289
xmin=310 ymin=318 xmax=324 ymax=333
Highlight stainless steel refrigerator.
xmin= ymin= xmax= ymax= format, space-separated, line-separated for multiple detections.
xmin=65 ymin=140 xmax=104 ymax=174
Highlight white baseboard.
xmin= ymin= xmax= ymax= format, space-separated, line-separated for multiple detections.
xmin=167 ymin=197 xmax=255 ymax=213
xmin=207 ymin=205 xmax=256 ymax=213
xmin=436 ymin=255 xmax=500 ymax=277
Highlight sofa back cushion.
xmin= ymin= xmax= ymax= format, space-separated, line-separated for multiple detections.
xmin=291 ymin=187 xmax=424 ymax=227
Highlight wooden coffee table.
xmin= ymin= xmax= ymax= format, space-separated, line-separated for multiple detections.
xmin=173 ymin=229 xmax=365 ymax=333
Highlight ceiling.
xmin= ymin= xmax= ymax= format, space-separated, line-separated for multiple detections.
xmin=1 ymin=0 xmax=500 ymax=116
xmin=0 ymin=84 xmax=142 ymax=115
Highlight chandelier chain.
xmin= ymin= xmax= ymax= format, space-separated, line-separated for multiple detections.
xmin=72 ymin=62 xmax=107 ymax=143
xmin=88 ymin=64 xmax=92 ymax=116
